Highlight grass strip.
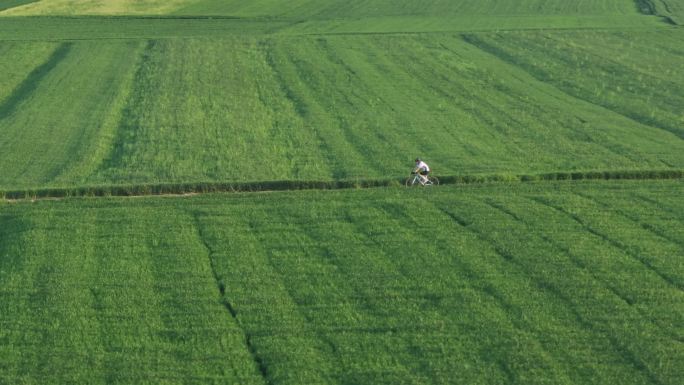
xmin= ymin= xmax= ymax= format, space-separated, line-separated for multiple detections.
xmin=1 ymin=169 xmax=682 ymax=201
xmin=0 ymin=16 xmax=286 ymax=41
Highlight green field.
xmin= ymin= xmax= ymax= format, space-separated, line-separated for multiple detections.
xmin=0 ymin=0 xmax=654 ymax=17
xmin=1 ymin=181 xmax=683 ymax=384
xmin=463 ymin=30 xmax=684 ymax=140
xmin=0 ymin=0 xmax=683 ymax=384
xmin=648 ymin=0 xmax=684 ymax=23
xmin=176 ymin=0 xmax=643 ymax=17
xmin=1 ymin=32 xmax=684 ymax=189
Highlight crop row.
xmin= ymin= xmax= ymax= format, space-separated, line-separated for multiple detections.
xmin=0 ymin=204 xmax=266 ymax=385
xmin=1 ymin=181 xmax=682 ymax=384
xmin=1 ymin=33 xmax=683 ymax=190
xmin=0 ymin=40 xmax=143 ymax=189
xmin=463 ymin=29 xmax=684 ymax=139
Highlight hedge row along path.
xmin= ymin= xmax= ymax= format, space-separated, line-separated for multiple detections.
xmin=2 ymin=169 xmax=682 ymax=202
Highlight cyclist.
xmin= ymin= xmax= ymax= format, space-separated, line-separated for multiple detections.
xmin=412 ymin=158 xmax=430 ymax=185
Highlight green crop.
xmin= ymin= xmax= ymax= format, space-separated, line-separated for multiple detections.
xmin=0 ymin=41 xmax=144 ymax=189
xmin=0 ymin=2 xmax=683 ymax=384
xmin=1 ymin=181 xmax=682 ymax=384
xmin=0 ymin=202 xmax=267 ymax=384
xmin=174 ymin=0 xmax=669 ymax=33
xmin=642 ymin=0 xmax=684 ymax=24
xmin=175 ymin=0 xmax=642 ymax=18
xmin=463 ymin=29 xmax=684 ymax=140
xmin=0 ymin=41 xmax=58 ymax=105
xmin=0 ymin=0 xmax=647 ymax=18
xmin=2 ymin=32 xmax=684 ymax=190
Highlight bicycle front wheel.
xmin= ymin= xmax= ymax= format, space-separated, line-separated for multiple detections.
xmin=405 ymin=176 xmax=417 ymax=187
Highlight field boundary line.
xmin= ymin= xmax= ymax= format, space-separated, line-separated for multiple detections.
xmin=2 ymin=169 xmax=682 ymax=202
xmin=1 ymin=169 xmax=682 ymax=202
xmin=0 ymin=15 xmax=679 ymax=42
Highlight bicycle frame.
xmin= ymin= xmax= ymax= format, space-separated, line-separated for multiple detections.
xmin=405 ymin=173 xmax=437 ymax=186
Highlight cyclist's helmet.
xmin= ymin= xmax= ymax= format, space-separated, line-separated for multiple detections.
xmin=415 ymin=158 xmax=421 ymax=162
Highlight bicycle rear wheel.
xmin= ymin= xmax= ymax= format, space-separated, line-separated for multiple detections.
xmin=428 ymin=176 xmax=440 ymax=186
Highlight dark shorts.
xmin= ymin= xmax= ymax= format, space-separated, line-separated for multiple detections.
xmin=419 ymin=170 xmax=429 ymax=176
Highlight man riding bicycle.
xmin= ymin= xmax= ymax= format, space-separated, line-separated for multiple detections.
xmin=412 ymin=158 xmax=430 ymax=185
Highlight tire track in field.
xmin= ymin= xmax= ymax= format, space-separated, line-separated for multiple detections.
xmin=346 ymin=201 xmax=517 ymax=383
xmin=636 ymin=0 xmax=679 ymax=25
xmin=0 ymin=42 xmax=72 ymax=119
xmin=461 ymin=33 xmax=684 ymax=141
xmin=189 ymin=211 xmax=271 ymax=385
xmin=484 ymin=198 xmax=684 ymax=344
xmin=483 ymin=198 xmax=639 ymax=306
xmin=437 ymin=204 xmax=667 ymax=385
xmin=259 ymin=38 xmax=350 ymax=179
xmin=529 ymin=196 xmax=682 ymax=292
xmin=634 ymin=193 xmax=684 ymax=219
xmin=377 ymin=201 xmax=544 ymax=384
xmin=96 ymin=40 xmax=157 ymax=174
xmin=573 ymin=191 xmax=684 ymax=249
xmin=201 ymin=208 xmax=337 ymax=384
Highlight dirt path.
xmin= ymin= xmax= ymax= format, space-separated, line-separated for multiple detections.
xmin=2 ymin=169 xmax=682 ymax=203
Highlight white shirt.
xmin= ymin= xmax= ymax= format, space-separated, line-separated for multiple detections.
xmin=415 ymin=161 xmax=430 ymax=172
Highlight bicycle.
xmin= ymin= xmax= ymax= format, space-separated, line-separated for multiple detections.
xmin=405 ymin=172 xmax=439 ymax=187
